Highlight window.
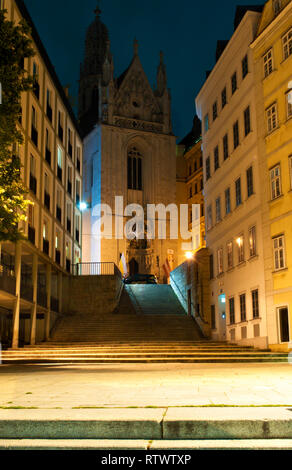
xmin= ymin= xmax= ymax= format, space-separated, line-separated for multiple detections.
xmin=246 ymin=166 xmax=254 ymax=197
xmin=252 ymin=290 xmax=259 ymax=319
xmin=29 ymin=154 xmax=37 ymax=195
xmin=237 ymin=235 xmax=244 ymax=263
xmin=32 ymin=62 xmax=40 ymax=99
xmin=46 ymin=89 xmax=52 ymax=121
xmin=211 ymin=305 xmax=216 ymax=329
xmin=231 ymin=72 xmax=237 ymax=94
xmin=240 ymin=294 xmax=246 ymax=322
xmin=194 ymin=183 xmax=198 ymax=195
xmin=273 ymin=235 xmax=286 ymax=270
xmin=31 ymin=106 xmax=38 ymax=146
xmin=233 ymin=121 xmax=239 ymax=149
xmin=204 ymin=114 xmax=209 ymax=132
xmin=273 ymin=0 xmax=281 ymax=15
xmin=286 ymin=88 xmax=292 ymax=119
xmin=210 ymin=254 xmax=214 ymax=279
xmin=57 ymin=146 xmax=63 ymax=181
xmin=283 ymin=27 xmax=292 ymax=60
xmin=206 ymin=156 xmax=211 ymax=180
xmin=128 ymin=147 xmax=142 ymax=190
xmin=227 ymin=242 xmax=233 ymax=270
xmin=221 ymin=87 xmax=227 ymax=109
xmin=44 ymin=172 xmax=50 ymax=210
xmin=235 ymin=178 xmax=242 ymax=207
xmin=58 ymin=111 xmax=63 ymax=141
xmin=225 ymin=187 xmax=231 ymax=215
xmin=217 ymin=248 xmax=223 ymax=275
xmin=263 ymin=49 xmax=273 ymax=77
xmin=270 ymin=165 xmax=281 ymax=200
xmin=242 ymin=54 xmax=248 ymax=79
xmin=200 ymin=178 xmax=203 ymax=191
xmin=67 ymin=166 xmax=72 ymax=196
xmin=213 ymin=101 xmax=218 ymax=121
xmin=75 ymin=214 xmax=80 ymax=243
xmin=76 ymin=180 xmax=81 ymax=205
xmin=266 ymin=103 xmax=278 ymax=133
xmin=249 ymin=226 xmax=256 ymax=257
xmin=244 ymin=106 xmax=251 ymax=136
xmin=56 ymin=188 xmax=62 ymax=222
xmin=214 ymin=146 xmax=219 ymax=171
xmin=229 ymin=297 xmax=235 ymax=325
xmin=68 ymin=129 xmax=73 ymax=157
xmin=76 ymin=147 xmax=81 ymax=173
xmin=223 ymin=134 xmax=229 ymax=160
xmin=194 ymin=161 xmax=197 ymax=173
xmin=207 ymin=205 xmax=212 ymax=230
xmin=43 ymin=220 xmax=48 ymax=240
xmin=215 ymin=197 xmax=221 ymax=223
xmin=189 ymin=185 xmax=192 ymax=199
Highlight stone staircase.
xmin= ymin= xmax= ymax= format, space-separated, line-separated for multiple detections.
xmin=2 ymin=285 xmax=288 ymax=364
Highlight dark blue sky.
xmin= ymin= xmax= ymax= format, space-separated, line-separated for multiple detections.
xmin=25 ymin=0 xmax=263 ymax=140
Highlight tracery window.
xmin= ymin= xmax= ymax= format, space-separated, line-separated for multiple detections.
xmin=128 ymin=147 xmax=143 ymax=190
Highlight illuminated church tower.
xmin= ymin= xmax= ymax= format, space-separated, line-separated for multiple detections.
xmin=79 ymin=6 xmax=178 ymax=280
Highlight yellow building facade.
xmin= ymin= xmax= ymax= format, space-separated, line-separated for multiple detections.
xmin=252 ymin=0 xmax=292 ymax=351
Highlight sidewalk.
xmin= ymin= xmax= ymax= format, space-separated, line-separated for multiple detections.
xmin=1 ymin=363 xmax=292 ymax=408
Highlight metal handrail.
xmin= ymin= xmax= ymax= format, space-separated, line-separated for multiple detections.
xmin=73 ymin=262 xmax=121 ymax=277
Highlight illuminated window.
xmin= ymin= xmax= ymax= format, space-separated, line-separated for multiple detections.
xmin=227 ymin=241 xmax=233 ymax=269
xmin=217 ymin=248 xmax=223 ymax=275
xmin=263 ymin=49 xmax=273 ymax=77
xmin=237 ymin=235 xmax=244 ymax=263
xmin=249 ymin=226 xmax=256 ymax=258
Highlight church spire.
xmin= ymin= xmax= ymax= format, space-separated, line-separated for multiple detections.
xmin=156 ymin=50 xmax=167 ymax=97
xmin=94 ymin=0 xmax=101 ymax=16
xmin=133 ymin=38 xmax=139 ymax=56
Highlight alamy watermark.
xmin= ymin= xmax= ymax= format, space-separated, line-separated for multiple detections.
xmin=89 ymin=197 xmax=201 ymax=250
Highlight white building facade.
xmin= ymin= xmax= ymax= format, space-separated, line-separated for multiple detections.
xmin=196 ymin=8 xmax=269 ymax=348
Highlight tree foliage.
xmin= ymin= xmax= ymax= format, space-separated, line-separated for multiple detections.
xmin=0 ymin=9 xmax=34 ymax=242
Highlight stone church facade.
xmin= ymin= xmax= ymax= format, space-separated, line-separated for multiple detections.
xmin=79 ymin=7 xmax=180 ymax=280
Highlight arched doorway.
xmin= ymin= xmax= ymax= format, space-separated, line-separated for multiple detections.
xmin=129 ymin=258 xmax=139 ymax=276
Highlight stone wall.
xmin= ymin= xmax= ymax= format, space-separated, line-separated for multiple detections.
xmin=170 ymin=248 xmax=211 ymax=338
xmin=62 ymin=274 xmax=123 ymax=316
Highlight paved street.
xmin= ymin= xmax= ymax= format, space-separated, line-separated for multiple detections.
xmin=1 ymin=363 xmax=292 ymax=409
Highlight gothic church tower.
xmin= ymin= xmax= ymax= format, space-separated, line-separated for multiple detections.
xmin=79 ymin=6 xmax=178 ymax=280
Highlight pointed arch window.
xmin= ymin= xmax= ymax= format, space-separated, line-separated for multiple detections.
xmin=128 ymin=147 xmax=143 ymax=190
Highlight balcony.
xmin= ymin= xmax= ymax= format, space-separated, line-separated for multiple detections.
xmin=31 ymin=126 xmax=38 ymax=147
xmin=58 ymin=125 xmax=63 ymax=142
xmin=66 ymin=258 xmax=71 ymax=273
xmin=56 ymin=206 xmax=62 ymax=223
xmin=45 ymin=148 xmax=51 ymax=166
xmin=43 ymin=238 xmax=49 ymax=256
xmin=55 ymin=249 xmax=61 ymax=265
xmin=28 ymin=225 xmax=35 ymax=245
xmin=33 ymin=81 xmax=40 ymax=100
xmin=29 ymin=174 xmax=37 ymax=195
xmin=57 ymin=165 xmax=62 ymax=182
xmin=67 ymin=218 xmax=71 ymax=233
xmin=0 ymin=264 xmax=16 ymax=296
xmin=75 ymin=229 xmax=80 ymax=244
xmin=68 ymin=142 xmax=73 ymax=158
xmin=44 ymin=191 xmax=50 ymax=211
xmin=46 ymin=104 xmax=52 ymax=123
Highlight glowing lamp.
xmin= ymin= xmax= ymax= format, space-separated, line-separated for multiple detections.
xmin=185 ymin=251 xmax=194 ymax=260
xmin=79 ymin=201 xmax=88 ymax=211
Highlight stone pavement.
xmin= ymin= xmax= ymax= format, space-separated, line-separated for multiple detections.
xmin=1 ymin=362 xmax=292 ymax=408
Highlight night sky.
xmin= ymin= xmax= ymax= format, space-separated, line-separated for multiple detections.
xmin=25 ymin=0 xmax=264 ymax=141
